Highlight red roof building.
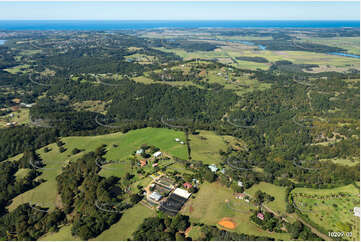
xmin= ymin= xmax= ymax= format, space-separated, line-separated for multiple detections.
xmin=183 ymin=182 xmax=193 ymax=189
xmin=139 ymin=160 xmax=147 ymax=167
xmin=152 ymin=163 xmax=158 ymax=167
xmin=257 ymin=213 xmax=264 ymax=221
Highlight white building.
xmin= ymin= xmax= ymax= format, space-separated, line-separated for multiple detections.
xmin=149 ymin=191 xmax=162 ymax=201
xmin=153 ymin=151 xmax=162 ymax=158
xmin=173 ymin=188 xmax=191 ymax=199
xmin=238 ymin=181 xmax=243 ymax=187
xmin=354 ymin=207 xmax=360 ymax=217
xmin=175 ymin=138 xmax=180 ymax=142
xmin=208 ymin=164 xmax=218 ymax=173
xmin=136 ymin=149 xmax=144 ymax=155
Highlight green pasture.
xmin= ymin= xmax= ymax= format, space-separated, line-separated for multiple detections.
xmin=292 ymin=184 xmax=360 ymax=241
xmin=7 ymin=128 xmax=187 ymax=212
xmin=182 ymin=182 xmax=291 ymax=240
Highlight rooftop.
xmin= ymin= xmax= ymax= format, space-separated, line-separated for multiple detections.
xmin=149 ymin=191 xmax=162 ymax=201
xmin=173 ymin=188 xmax=191 ymax=199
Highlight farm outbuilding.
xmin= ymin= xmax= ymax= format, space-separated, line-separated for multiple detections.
xmin=149 ymin=191 xmax=162 ymax=201
xmin=153 ymin=151 xmax=162 ymax=158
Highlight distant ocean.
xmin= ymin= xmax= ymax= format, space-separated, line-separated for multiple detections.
xmin=0 ymin=20 xmax=359 ymax=30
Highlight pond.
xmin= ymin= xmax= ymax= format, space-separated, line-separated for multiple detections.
xmin=328 ymin=52 xmax=360 ymax=59
xmin=236 ymin=40 xmax=267 ymax=50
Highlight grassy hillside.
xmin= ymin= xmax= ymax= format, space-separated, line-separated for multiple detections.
xmin=7 ymin=128 xmax=187 ymax=212
xmin=291 ymin=184 xmax=360 ymax=241
xmin=189 ymin=130 xmax=238 ymax=164
xmin=181 ymin=182 xmax=291 ymax=240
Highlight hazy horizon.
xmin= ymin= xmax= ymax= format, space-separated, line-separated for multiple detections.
xmin=0 ymin=1 xmax=359 ymax=21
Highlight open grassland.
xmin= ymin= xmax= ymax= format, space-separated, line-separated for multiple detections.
xmin=226 ymin=48 xmax=359 ymax=70
xmin=134 ymin=61 xmax=271 ymax=96
xmin=133 ymin=75 xmax=201 ymax=88
xmin=4 ymin=64 xmax=31 ymax=74
xmin=14 ymin=168 xmax=31 ymax=181
xmin=124 ymin=53 xmax=156 ymax=64
xmin=292 ymin=184 xmax=360 ymax=241
xmin=0 ymin=107 xmax=29 ymax=127
xmin=321 ymin=158 xmax=360 ymax=167
xmin=71 ymin=100 xmax=108 ymax=114
xmin=19 ymin=49 xmax=42 ymax=56
xmin=205 ymin=69 xmax=271 ymax=95
xmin=182 ymin=182 xmax=291 ymax=240
xmin=39 ymin=225 xmax=79 ymax=241
xmin=296 ymin=37 xmax=360 ymax=55
xmin=7 ymin=128 xmax=187 ymax=212
xmin=157 ymin=42 xmax=359 ymax=72
xmin=93 ymin=204 xmax=156 ymax=240
xmin=246 ymin=182 xmax=297 ymax=223
xmin=189 ymin=131 xmax=238 ymax=165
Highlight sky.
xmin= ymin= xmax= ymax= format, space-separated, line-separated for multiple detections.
xmin=0 ymin=1 xmax=359 ymax=21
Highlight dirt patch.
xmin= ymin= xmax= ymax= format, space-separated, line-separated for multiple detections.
xmin=218 ymin=217 xmax=236 ymax=229
xmin=55 ymin=193 xmax=63 ymax=209
xmin=184 ymin=226 xmax=192 ymax=237
xmin=189 ymin=204 xmax=193 ymax=213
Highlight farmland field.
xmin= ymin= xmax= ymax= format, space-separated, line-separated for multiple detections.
xmin=93 ymin=204 xmax=156 ymax=241
xmin=291 ymin=184 xmax=360 ymax=241
xmin=181 ymin=182 xmax=291 ymax=240
xmin=246 ymin=182 xmax=295 ymax=221
xmin=7 ymin=128 xmax=188 ymax=211
xmin=189 ymin=131 xmax=238 ymax=164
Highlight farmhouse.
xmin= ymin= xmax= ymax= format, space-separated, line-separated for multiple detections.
xmin=257 ymin=213 xmax=264 ymax=220
xmin=235 ymin=193 xmax=246 ymax=200
xmin=208 ymin=164 xmax=218 ymax=173
xmin=139 ymin=159 xmax=147 ymax=167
